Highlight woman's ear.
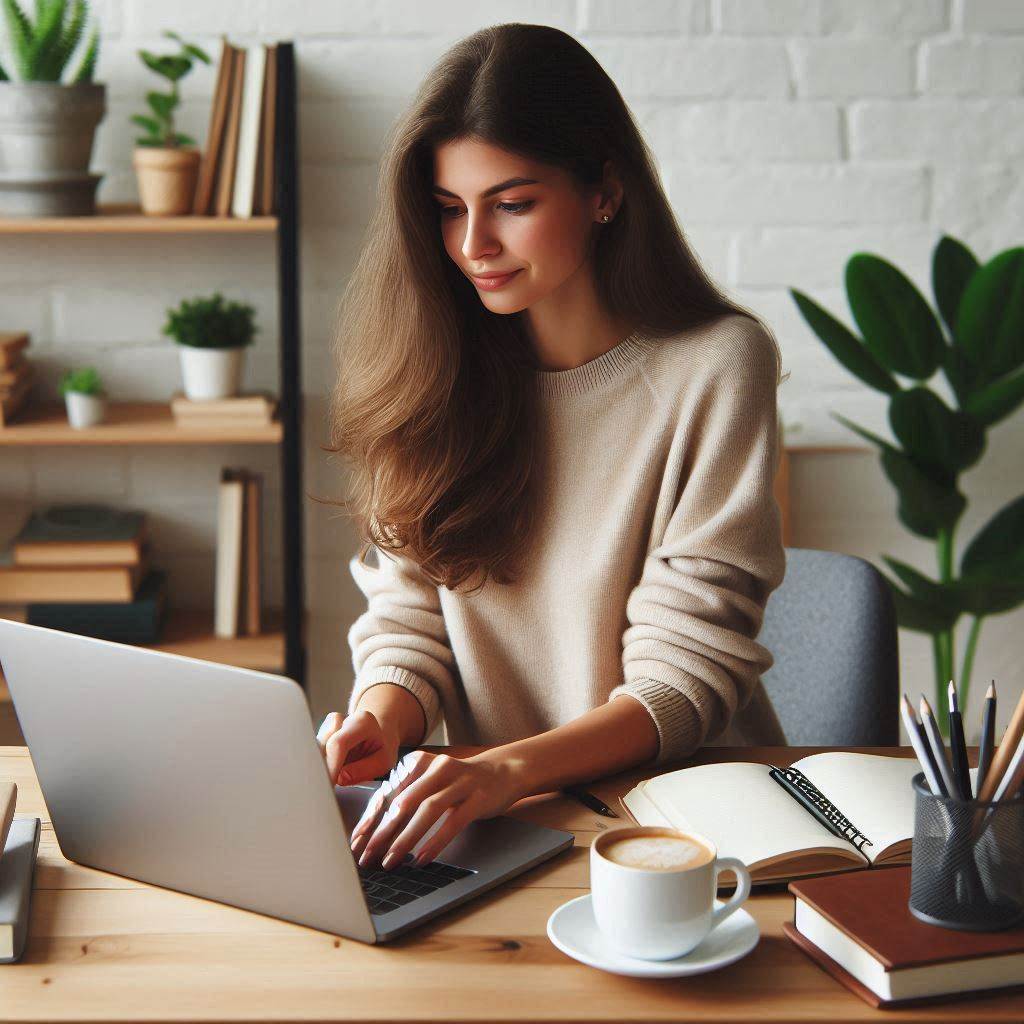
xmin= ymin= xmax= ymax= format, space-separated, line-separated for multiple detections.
xmin=595 ymin=159 xmax=624 ymax=222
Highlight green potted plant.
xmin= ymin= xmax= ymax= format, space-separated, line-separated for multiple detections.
xmin=0 ymin=0 xmax=102 ymax=217
xmin=131 ymin=30 xmax=210 ymax=216
xmin=790 ymin=236 xmax=1024 ymax=735
xmin=162 ymin=292 xmax=257 ymax=400
xmin=59 ymin=365 xmax=105 ymax=427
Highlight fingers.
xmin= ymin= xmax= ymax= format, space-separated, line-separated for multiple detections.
xmin=387 ymin=793 xmax=472 ymax=868
xmin=355 ymin=756 xmax=470 ymax=869
xmin=350 ymin=751 xmax=428 ymax=846
xmin=318 ymin=710 xmax=388 ymax=786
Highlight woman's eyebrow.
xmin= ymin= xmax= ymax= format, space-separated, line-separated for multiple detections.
xmin=431 ymin=177 xmax=540 ymax=199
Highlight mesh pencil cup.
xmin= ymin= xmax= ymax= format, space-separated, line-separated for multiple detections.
xmin=909 ymin=772 xmax=1024 ymax=931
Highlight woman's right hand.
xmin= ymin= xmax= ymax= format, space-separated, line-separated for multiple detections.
xmin=316 ymin=709 xmax=400 ymax=787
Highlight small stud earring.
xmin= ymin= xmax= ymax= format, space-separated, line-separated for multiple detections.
xmin=602 ymin=214 xmax=610 ymax=222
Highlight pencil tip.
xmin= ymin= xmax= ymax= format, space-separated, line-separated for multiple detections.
xmin=987 ymin=681 xmax=996 ymax=699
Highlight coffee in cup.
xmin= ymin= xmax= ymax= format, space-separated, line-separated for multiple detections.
xmin=590 ymin=826 xmax=751 ymax=961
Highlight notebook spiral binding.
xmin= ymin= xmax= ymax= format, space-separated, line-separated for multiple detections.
xmin=769 ymin=765 xmax=874 ymax=853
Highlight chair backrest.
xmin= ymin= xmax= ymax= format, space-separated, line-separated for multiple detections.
xmin=758 ymin=548 xmax=899 ymax=745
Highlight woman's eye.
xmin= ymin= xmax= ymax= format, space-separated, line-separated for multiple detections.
xmin=438 ymin=201 xmax=533 ymax=218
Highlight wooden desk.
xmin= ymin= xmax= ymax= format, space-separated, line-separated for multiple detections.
xmin=1 ymin=744 xmax=1017 ymax=1022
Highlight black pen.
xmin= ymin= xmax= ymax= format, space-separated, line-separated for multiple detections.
xmin=976 ymin=680 xmax=997 ymax=798
xmin=563 ymin=785 xmax=618 ymax=818
xmin=948 ymin=679 xmax=972 ymax=800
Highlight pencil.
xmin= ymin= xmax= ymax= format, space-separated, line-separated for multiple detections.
xmin=919 ymin=694 xmax=957 ymax=798
xmin=990 ymin=731 xmax=1024 ymax=804
xmin=900 ymin=694 xmax=945 ymax=796
xmin=977 ymin=684 xmax=1024 ymax=805
xmin=975 ymin=681 xmax=997 ymax=798
xmin=947 ymin=679 xmax=972 ymax=800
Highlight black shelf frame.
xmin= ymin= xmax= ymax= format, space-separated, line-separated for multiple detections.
xmin=274 ymin=41 xmax=307 ymax=691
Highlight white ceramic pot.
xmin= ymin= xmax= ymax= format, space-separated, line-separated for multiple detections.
xmin=178 ymin=345 xmax=245 ymax=400
xmin=65 ymin=391 xmax=106 ymax=429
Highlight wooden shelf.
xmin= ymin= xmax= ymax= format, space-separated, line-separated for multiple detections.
xmin=0 ymin=203 xmax=277 ymax=234
xmin=0 ymin=401 xmax=282 ymax=446
xmin=0 ymin=606 xmax=296 ymax=687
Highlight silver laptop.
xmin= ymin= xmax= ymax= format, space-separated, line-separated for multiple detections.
xmin=0 ymin=618 xmax=574 ymax=943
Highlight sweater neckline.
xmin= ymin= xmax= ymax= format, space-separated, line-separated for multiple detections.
xmin=533 ymin=330 xmax=652 ymax=397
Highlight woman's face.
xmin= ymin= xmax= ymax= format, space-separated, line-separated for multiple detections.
xmin=432 ymin=137 xmax=608 ymax=314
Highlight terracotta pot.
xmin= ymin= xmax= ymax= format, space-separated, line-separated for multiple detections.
xmin=132 ymin=146 xmax=200 ymax=216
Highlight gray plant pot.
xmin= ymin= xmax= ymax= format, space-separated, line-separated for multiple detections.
xmin=0 ymin=81 xmax=106 ymax=217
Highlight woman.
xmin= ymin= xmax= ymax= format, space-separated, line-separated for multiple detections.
xmin=316 ymin=23 xmax=788 ymax=872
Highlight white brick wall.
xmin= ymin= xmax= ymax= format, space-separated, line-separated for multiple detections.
xmin=2 ymin=0 xmax=1021 ymax=744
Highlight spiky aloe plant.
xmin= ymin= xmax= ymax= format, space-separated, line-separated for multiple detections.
xmin=791 ymin=236 xmax=1024 ymax=735
xmin=0 ymin=0 xmax=98 ymax=83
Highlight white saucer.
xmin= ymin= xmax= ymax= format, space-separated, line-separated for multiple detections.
xmin=546 ymin=894 xmax=759 ymax=978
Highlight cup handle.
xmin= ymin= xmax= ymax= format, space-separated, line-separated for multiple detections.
xmin=710 ymin=857 xmax=751 ymax=930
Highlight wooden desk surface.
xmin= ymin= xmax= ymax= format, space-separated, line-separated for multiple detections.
xmin=1 ymin=743 xmax=1016 ymax=1023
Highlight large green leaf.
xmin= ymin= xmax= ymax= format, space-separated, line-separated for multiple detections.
xmin=889 ymin=387 xmax=985 ymax=477
xmin=882 ymin=575 xmax=960 ymax=633
xmin=963 ymin=366 xmax=1024 ymax=426
xmin=956 ymin=247 xmax=1024 ymax=388
xmin=881 ymin=555 xmax=964 ymax=617
xmin=961 ymin=493 xmax=1024 ymax=582
xmin=953 ymin=578 xmax=1024 ymax=617
xmin=790 ymin=289 xmax=899 ymax=395
xmin=932 ymin=235 xmax=979 ymax=340
xmin=833 ymin=413 xmax=967 ymax=538
xmin=845 ymin=253 xmax=947 ymax=379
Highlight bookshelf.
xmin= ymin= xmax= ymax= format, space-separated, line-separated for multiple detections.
xmin=0 ymin=44 xmax=306 ymax=714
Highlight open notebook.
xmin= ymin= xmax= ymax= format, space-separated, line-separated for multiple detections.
xmin=621 ymin=753 xmax=978 ymax=885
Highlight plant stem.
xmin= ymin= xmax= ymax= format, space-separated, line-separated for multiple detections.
xmin=959 ymin=616 xmax=983 ymax=716
xmin=935 ymin=526 xmax=957 ymax=737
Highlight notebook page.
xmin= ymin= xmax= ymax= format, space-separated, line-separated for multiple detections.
xmin=641 ymin=762 xmax=860 ymax=867
xmin=794 ymin=753 xmax=978 ymax=862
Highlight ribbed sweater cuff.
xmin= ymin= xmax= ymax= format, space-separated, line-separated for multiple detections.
xmin=348 ymin=666 xmax=441 ymax=745
xmin=608 ymin=678 xmax=704 ymax=766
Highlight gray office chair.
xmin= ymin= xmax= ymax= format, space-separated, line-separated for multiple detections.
xmin=758 ymin=548 xmax=899 ymax=745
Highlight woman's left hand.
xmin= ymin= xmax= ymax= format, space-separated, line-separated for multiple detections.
xmin=349 ymin=749 xmax=525 ymax=870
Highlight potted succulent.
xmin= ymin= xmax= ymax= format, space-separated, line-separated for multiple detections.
xmin=162 ymin=292 xmax=257 ymax=400
xmin=59 ymin=365 xmax=105 ymax=428
xmin=0 ymin=0 xmax=103 ymax=217
xmin=131 ymin=30 xmax=210 ymax=216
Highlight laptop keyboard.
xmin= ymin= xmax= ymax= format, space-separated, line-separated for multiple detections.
xmin=357 ymin=854 xmax=475 ymax=915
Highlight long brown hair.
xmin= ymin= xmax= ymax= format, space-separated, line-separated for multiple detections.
xmin=319 ymin=22 xmax=785 ymax=594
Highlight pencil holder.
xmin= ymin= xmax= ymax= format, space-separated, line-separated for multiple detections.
xmin=908 ymin=772 xmax=1024 ymax=931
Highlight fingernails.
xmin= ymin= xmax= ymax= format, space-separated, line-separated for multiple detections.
xmin=382 ymin=850 xmax=397 ymax=869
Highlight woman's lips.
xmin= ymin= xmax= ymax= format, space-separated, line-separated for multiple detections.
xmin=471 ymin=269 xmax=521 ymax=291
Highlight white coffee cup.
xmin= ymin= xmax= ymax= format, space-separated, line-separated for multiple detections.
xmin=589 ymin=825 xmax=752 ymax=961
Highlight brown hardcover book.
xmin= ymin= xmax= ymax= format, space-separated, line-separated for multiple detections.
xmin=193 ymin=36 xmax=235 ymax=216
xmin=243 ymin=471 xmax=262 ymax=635
xmin=0 ymin=359 xmax=32 ymax=395
xmin=214 ymin=45 xmax=246 ymax=218
xmin=0 ymin=332 xmax=29 ymax=371
xmin=786 ymin=867 xmax=1024 ymax=1007
xmin=170 ymin=391 xmax=276 ymax=419
xmin=256 ymin=43 xmax=278 ymax=216
xmin=0 ymin=552 xmax=148 ymax=603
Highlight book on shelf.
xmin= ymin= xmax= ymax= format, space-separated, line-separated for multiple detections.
xmin=0 ymin=332 xmax=29 ymax=371
xmin=214 ymin=467 xmax=263 ymax=637
xmin=620 ymin=752 xmax=979 ymax=885
xmin=0 ymin=547 xmax=150 ymax=603
xmin=0 ymin=780 xmax=40 ymax=965
xmin=195 ymin=38 xmax=281 ymax=218
xmin=0 ymin=358 xmax=32 ymax=395
xmin=785 ymin=866 xmax=1024 ymax=1008
xmin=170 ymin=390 xmax=277 ymax=426
xmin=11 ymin=505 xmax=147 ymax=567
xmin=26 ymin=568 xmax=167 ymax=645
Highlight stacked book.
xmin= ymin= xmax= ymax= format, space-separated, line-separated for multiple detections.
xmin=170 ymin=390 xmax=277 ymax=430
xmin=0 ymin=331 xmax=34 ymax=428
xmin=786 ymin=867 xmax=1024 ymax=1008
xmin=215 ymin=467 xmax=263 ymax=638
xmin=0 ymin=504 xmax=166 ymax=644
xmin=193 ymin=38 xmax=293 ymax=219
xmin=1 ymin=780 xmax=40 ymax=965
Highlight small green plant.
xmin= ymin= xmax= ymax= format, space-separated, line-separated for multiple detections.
xmin=59 ymin=365 xmax=103 ymax=396
xmin=791 ymin=235 xmax=1024 ymax=735
xmin=132 ymin=30 xmax=210 ymax=149
xmin=0 ymin=0 xmax=99 ymax=82
xmin=162 ymin=292 xmax=258 ymax=349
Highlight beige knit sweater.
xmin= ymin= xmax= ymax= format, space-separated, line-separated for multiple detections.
xmin=346 ymin=311 xmax=788 ymax=766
